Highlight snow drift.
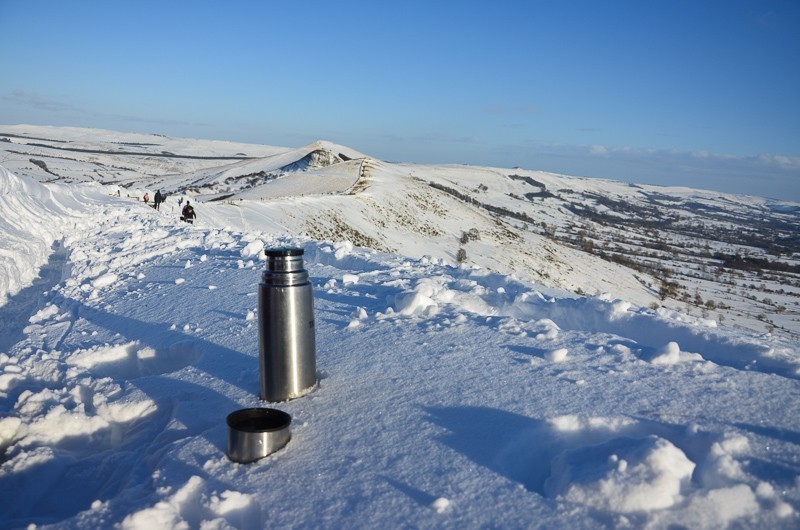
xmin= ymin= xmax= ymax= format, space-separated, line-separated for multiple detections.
xmin=0 ymin=167 xmax=104 ymax=306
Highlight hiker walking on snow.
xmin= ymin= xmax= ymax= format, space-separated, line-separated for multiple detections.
xmin=154 ymin=190 xmax=163 ymax=210
xmin=181 ymin=201 xmax=196 ymax=223
xmin=143 ymin=192 xmax=149 ymax=205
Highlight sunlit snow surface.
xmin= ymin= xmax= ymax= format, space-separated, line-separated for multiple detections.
xmin=0 ymin=166 xmax=799 ymax=529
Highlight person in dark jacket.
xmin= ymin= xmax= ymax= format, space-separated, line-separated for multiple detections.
xmin=154 ymin=190 xmax=163 ymax=210
xmin=181 ymin=201 xmax=196 ymax=223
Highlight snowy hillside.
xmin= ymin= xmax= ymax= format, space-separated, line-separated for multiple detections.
xmin=4 ymin=125 xmax=798 ymax=341
xmin=1 ymin=126 xmax=799 ymax=528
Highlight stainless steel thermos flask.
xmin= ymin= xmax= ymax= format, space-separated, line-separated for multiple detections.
xmin=258 ymin=247 xmax=317 ymax=401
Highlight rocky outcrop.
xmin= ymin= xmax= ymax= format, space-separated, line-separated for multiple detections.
xmin=280 ymin=149 xmax=343 ymax=172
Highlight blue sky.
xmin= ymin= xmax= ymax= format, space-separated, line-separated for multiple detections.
xmin=1 ymin=1 xmax=798 ymax=200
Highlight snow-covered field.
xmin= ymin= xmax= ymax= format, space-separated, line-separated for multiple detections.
xmin=1 ymin=127 xmax=799 ymax=528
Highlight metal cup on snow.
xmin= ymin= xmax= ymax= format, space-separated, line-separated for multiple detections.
xmin=258 ymin=247 xmax=317 ymax=402
xmin=226 ymin=407 xmax=291 ymax=463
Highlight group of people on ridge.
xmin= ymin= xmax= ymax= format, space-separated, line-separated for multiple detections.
xmin=143 ymin=190 xmax=165 ymax=210
xmin=142 ymin=190 xmax=195 ymax=223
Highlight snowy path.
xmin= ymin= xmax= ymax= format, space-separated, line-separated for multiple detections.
xmin=1 ymin=188 xmax=799 ymax=528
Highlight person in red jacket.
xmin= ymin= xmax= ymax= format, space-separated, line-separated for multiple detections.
xmin=181 ymin=201 xmax=196 ymax=223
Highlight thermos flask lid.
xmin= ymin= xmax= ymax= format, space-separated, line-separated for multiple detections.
xmin=227 ymin=408 xmax=292 ymax=463
xmin=264 ymin=247 xmax=306 ymax=275
xmin=265 ymin=248 xmax=304 ymax=257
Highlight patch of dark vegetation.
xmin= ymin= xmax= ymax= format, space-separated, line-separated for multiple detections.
xmin=209 ymin=193 xmax=236 ymax=202
xmin=525 ymin=191 xmax=555 ymax=200
xmin=509 ymin=174 xmax=546 ymax=188
xmin=715 ymin=253 xmax=800 ymax=274
xmin=30 ymin=158 xmax=59 ymax=177
xmin=682 ymin=200 xmax=729 ymax=215
xmin=643 ymin=192 xmax=683 ymax=204
xmin=509 ymin=174 xmax=555 ymax=200
xmin=223 ymin=171 xmax=280 ymax=189
xmin=0 ymin=132 xmax=68 ymax=143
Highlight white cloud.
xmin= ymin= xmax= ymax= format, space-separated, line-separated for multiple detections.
xmin=3 ymin=89 xmax=207 ymax=130
xmin=510 ymin=141 xmax=800 ymax=200
xmin=589 ymin=145 xmax=608 ymax=156
xmin=6 ymin=90 xmax=77 ymax=112
xmin=756 ymin=154 xmax=800 ymax=169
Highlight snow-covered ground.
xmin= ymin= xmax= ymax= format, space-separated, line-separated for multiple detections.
xmin=1 ymin=164 xmax=799 ymax=529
